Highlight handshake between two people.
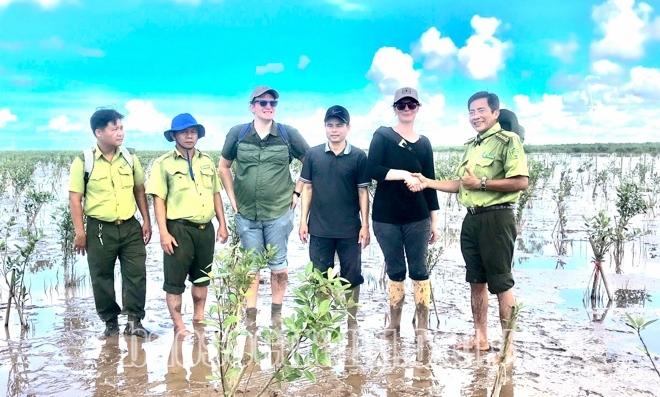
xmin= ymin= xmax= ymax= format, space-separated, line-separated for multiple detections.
xmin=405 ymin=168 xmax=481 ymax=193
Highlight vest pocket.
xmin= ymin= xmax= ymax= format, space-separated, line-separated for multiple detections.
xmin=118 ymin=166 xmax=134 ymax=189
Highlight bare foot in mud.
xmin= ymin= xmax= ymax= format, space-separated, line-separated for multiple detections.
xmin=174 ymin=327 xmax=192 ymax=338
xmin=455 ymin=338 xmax=491 ymax=351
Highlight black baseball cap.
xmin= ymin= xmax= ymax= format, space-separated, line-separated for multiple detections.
xmin=324 ymin=105 xmax=350 ymax=124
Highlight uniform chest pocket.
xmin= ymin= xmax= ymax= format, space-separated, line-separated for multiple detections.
xmin=199 ymin=167 xmax=215 ymax=189
xmin=88 ymin=172 xmax=110 ymax=193
xmin=118 ymin=166 xmax=134 ymax=189
xmin=165 ymin=165 xmax=191 ymax=191
xmin=475 ymin=158 xmax=494 ymax=169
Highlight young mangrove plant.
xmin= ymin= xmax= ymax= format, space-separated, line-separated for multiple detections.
xmin=583 ymin=210 xmax=615 ymax=304
xmin=52 ymin=204 xmax=78 ymax=286
xmin=199 ymin=240 xmax=352 ymax=396
xmin=24 ymin=189 xmax=55 ymax=232
xmin=1 ymin=216 xmax=42 ymax=329
xmin=625 ymin=313 xmax=659 ymax=378
xmin=612 ymin=181 xmax=648 ymax=273
xmin=516 ymin=157 xmax=552 ymax=229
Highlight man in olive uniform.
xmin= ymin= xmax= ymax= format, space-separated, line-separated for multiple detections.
xmin=218 ymin=86 xmax=309 ymax=329
xmin=414 ymin=91 xmax=528 ymax=363
xmin=69 ymin=108 xmax=153 ymax=338
xmin=147 ymin=113 xmax=229 ymax=337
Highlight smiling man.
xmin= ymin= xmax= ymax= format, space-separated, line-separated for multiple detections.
xmin=298 ymin=105 xmax=371 ymax=329
xmin=218 ymin=86 xmax=310 ymax=330
xmin=413 ymin=91 xmax=528 ymax=364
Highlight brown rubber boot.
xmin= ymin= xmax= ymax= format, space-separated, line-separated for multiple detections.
xmin=413 ymin=279 xmax=431 ymax=341
xmin=384 ymin=280 xmax=405 ymax=336
xmin=346 ymin=285 xmax=360 ymax=330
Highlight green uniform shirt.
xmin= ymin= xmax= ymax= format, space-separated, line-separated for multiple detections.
xmin=68 ymin=145 xmax=145 ymax=222
xmin=146 ymin=149 xmax=222 ymax=224
xmin=457 ymin=123 xmax=528 ymax=208
xmin=220 ymin=121 xmax=309 ymax=221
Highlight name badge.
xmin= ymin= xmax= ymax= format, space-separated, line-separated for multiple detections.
xmin=481 ymin=153 xmax=495 ymax=159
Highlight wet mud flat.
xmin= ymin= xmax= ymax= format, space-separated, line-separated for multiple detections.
xmin=1 ymin=156 xmax=660 ymax=396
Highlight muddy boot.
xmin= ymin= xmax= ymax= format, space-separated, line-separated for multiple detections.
xmin=271 ymin=303 xmax=282 ymax=329
xmin=124 ymin=316 xmax=154 ymax=339
xmin=413 ymin=280 xmax=431 ymax=342
xmin=346 ymin=285 xmax=360 ymax=330
xmin=383 ymin=280 xmax=405 ymax=337
xmin=103 ymin=317 xmax=119 ymax=338
xmin=245 ymin=308 xmax=257 ymax=333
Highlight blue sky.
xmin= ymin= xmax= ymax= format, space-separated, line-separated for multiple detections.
xmin=1 ymin=0 xmax=660 ymax=150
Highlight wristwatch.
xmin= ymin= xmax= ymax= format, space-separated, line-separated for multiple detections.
xmin=480 ymin=177 xmax=487 ymax=191
xmin=293 ymin=191 xmax=301 ymax=197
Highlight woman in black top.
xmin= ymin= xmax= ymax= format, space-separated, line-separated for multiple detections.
xmin=367 ymin=87 xmax=439 ymax=339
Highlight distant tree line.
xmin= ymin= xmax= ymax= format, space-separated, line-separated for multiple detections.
xmin=432 ymin=142 xmax=660 ymax=155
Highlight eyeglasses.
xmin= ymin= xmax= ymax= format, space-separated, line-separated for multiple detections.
xmin=395 ymin=102 xmax=418 ymax=110
xmin=253 ymin=100 xmax=278 ymax=107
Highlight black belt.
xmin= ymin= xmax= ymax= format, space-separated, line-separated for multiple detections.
xmin=170 ymin=219 xmax=211 ymax=230
xmin=89 ymin=216 xmax=133 ymax=225
xmin=466 ymin=204 xmax=514 ymax=215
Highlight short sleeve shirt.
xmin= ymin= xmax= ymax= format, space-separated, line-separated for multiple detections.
xmin=220 ymin=121 xmax=310 ymax=221
xmin=300 ymin=142 xmax=370 ymax=238
xmin=457 ymin=123 xmax=529 ymax=208
xmin=146 ymin=149 xmax=222 ymax=224
xmin=68 ymin=145 xmax=145 ymax=222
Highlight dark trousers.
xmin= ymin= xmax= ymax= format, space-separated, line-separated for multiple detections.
xmin=460 ymin=209 xmax=516 ymax=294
xmin=309 ymin=235 xmax=364 ymax=287
xmin=86 ymin=217 xmax=147 ymax=321
xmin=373 ymin=218 xmax=430 ymax=282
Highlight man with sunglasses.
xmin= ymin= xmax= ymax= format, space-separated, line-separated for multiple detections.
xmin=219 ymin=86 xmax=310 ymax=330
xmin=413 ymin=91 xmax=528 ymax=364
xmin=147 ymin=113 xmax=229 ymax=337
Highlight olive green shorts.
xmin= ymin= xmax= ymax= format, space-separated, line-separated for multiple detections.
xmin=163 ymin=219 xmax=214 ymax=295
xmin=460 ymin=208 xmax=516 ymax=294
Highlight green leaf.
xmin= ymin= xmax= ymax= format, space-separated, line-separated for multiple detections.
xmin=194 ymin=276 xmax=210 ymax=283
xmin=641 ymin=319 xmax=657 ymax=329
xmin=303 ymin=370 xmax=316 ymax=382
xmin=222 ymin=315 xmax=238 ymax=328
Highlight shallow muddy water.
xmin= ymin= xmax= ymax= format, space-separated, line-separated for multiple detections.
xmin=1 ymin=155 xmax=660 ymax=396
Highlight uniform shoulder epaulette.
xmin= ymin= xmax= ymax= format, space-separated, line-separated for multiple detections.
xmin=464 ymin=136 xmax=477 ymax=145
xmin=200 ymin=151 xmax=214 ymax=160
xmin=153 ymin=151 xmax=171 ymax=164
xmin=494 ymin=131 xmax=512 ymax=144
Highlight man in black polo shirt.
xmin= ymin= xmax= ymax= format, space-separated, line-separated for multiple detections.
xmin=299 ymin=105 xmax=371 ymax=329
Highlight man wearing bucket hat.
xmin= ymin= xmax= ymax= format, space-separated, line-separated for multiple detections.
xmin=218 ymin=86 xmax=310 ymax=329
xmin=147 ymin=113 xmax=229 ymax=336
xmin=69 ymin=108 xmax=153 ymax=339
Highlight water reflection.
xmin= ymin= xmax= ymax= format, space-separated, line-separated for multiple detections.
xmin=468 ymin=365 xmax=514 ymax=397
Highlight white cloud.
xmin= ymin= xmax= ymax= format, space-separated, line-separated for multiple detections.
xmin=297 ymin=55 xmax=311 ymax=70
xmin=366 ymin=47 xmax=420 ymax=95
xmin=123 ymin=99 xmax=170 ymax=134
xmin=550 ymin=37 xmax=580 ymax=63
xmin=625 ymin=66 xmax=660 ymax=99
xmin=43 ymin=115 xmax=83 ymax=132
xmin=0 ymin=108 xmax=18 ymax=128
xmin=591 ymin=0 xmax=657 ymax=60
xmin=457 ymin=15 xmax=511 ymax=80
xmin=413 ymin=27 xmax=458 ymax=71
xmin=256 ymin=62 xmax=284 ymax=75
xmin=326 ymin=0 xmax=366 ymax=11
xmin=0 ymin=0 xmax=63 ymax=8
xmin=41 ymin=36 xmax=64 ymax=50
xmin=592 ymin=59 xmax=624 ymax=76
xmin=75 ymin=47 xmax=105 ymax=58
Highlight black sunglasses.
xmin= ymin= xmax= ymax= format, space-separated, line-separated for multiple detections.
xmin=395 ymin=102 xmax=418 ymax=110
xmin=253 ymin=100 xmax=278 ymax=107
